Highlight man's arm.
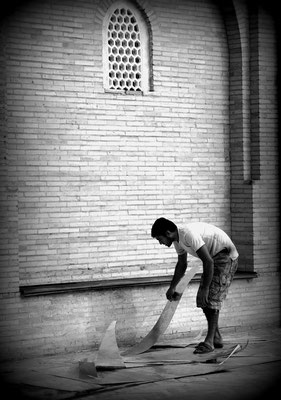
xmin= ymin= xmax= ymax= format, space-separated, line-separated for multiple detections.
xmin=166 ymin=253 xmax=187 ymax=301
xmin=196 ymin=244 xmax=214 ymax=308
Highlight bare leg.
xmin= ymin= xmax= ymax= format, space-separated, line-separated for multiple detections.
xmin=214 ymin=325 xmax=223 ymax=347
xmin=203 ymin=307 xmax=220 ymax=348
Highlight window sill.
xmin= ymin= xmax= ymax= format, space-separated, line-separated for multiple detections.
xmin=19 ymin=271 xmax=258 ymax=297
xmin=104 ymin=88 xmax=144 ymax=95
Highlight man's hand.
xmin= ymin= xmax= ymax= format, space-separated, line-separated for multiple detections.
xmin=197 ymin=287 xmax=209 ymax=308
xmin=166 ymin=253 xmax=187 ymax=302
xmin=166 ymin=286 xmax=181 ymax=302
xmin=166 ymin=286 xmax=175 ymax=301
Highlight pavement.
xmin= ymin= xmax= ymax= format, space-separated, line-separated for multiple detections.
xmin=1 ymin=326 xmax=281 ymax=400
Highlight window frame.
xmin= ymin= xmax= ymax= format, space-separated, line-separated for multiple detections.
xmin=102 ymin=0 xmax=151 ymax=93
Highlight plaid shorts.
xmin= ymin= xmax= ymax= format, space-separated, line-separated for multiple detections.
xmin=196 ymin=249 xmax=238 ymax=310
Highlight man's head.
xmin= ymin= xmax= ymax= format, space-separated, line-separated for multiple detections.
xmin=151 ymin=217 xmax=178 ymax=247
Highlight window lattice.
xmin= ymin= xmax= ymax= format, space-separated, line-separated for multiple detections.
xmin=107 ymin=8 xmax=142 ymax=91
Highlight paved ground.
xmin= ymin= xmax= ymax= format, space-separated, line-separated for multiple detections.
xmin=1 ymin=327 xmax=281 ymax=400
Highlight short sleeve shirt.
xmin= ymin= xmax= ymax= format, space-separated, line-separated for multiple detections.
xmin=173 ymin=222 xmax=239 ymax=260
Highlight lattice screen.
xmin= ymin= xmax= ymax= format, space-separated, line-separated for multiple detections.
xmin=107 ymin=7 xmax=142 ymax=91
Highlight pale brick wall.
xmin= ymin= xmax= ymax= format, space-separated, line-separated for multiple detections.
xmin=3 ymin=0 xmax=231 ymax=288
xmin=0 ymin=0 xmax=279 ymax=360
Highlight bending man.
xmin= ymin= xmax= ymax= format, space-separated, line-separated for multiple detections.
xmin=151 ymin=217 xmax=239 ymax=354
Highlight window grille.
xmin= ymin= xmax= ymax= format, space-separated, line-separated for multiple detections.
xmin=103 ymin=2 xmax=150 ymax=93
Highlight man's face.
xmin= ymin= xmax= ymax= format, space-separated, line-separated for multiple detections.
xmin=155 ymin=235 xmax=173 ymax=248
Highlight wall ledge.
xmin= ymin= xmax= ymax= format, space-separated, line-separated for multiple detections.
xmin=19 ymin=271 xmax=258 ymax=297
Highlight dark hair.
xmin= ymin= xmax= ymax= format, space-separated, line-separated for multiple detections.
xmin=151 ymin=217 xmax=177 ymax=238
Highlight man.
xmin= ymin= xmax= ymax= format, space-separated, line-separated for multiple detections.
xmin=151 ymin=217 xmax=239 ymax=354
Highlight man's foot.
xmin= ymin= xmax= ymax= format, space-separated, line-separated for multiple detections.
xmin=193 ymin=342 xmax=214 ymax=354
xmin=195 ymin=339 xmax=223 ymax=349
xmin=214 ymin=340 xmax=224 ymax=348
xmin=214 ymin=331 xmax=223 ymax=348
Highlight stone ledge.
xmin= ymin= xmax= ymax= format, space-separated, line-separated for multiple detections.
xmin=19 ymin=271 xmax=258 ymax=297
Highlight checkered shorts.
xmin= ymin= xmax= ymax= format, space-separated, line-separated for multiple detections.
xmin=196 ymin=249 xmax=238 ymax=310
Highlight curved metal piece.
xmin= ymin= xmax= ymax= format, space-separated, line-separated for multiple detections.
xmin=122 ymin=265 xmax=200 ymax=356
xmin=95 ymin=321 xmax=126 ymax=369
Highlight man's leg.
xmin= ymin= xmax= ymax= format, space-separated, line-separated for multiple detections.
xmin=195 ymin=252 xmax=238 ymax=354
xmin=203 ymin=307 xmax=219 ymax=348
xmin=194 ymin=307 xmax=219 ymax=353
xmin=214 ymin=325 xmax=223 ymax=347
xmin=203 ymin=308 xmax=223 ymax=347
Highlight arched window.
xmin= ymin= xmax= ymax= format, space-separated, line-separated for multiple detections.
xmin=103 ymin=1 xmax=151 ymax=93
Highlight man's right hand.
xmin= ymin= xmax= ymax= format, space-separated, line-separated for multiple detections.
xmin=166 ymin=286 xmax=179 ymax=301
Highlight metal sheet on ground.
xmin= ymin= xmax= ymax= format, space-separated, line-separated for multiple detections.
xmin=122 ymin=343 xmax=245 ymax=367
xmin=2 ymin=369 xmax=102 ymax=392
xmin=93 ymin=363 xmax=225 ymax=385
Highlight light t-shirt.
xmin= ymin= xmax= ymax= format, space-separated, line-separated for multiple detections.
xmin=173 ymin=222 xmax=239 ymax=260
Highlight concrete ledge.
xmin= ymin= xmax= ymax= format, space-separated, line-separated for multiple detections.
xmin=19 ymin=271 xmax=258 ymax=297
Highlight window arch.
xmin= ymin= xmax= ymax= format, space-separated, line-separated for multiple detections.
xmin=103 ymin=1 xmax=151 ymax=93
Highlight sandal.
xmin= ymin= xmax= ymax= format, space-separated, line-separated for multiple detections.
xmin=194 ymin=342 xmax=214 ymax=354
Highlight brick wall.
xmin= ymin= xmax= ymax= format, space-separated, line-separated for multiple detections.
xmin=2 ymin=0 xmax=231 ymax=288
xmin=0 ymin=0 xmax=279 ymax=360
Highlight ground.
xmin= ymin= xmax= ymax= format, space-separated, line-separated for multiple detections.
xmin=1 ymin=327 xmax=280 ymax=400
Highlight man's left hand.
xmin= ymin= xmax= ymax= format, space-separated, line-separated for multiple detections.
xmin=197 ymin=287 xmax=209 ymax=308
